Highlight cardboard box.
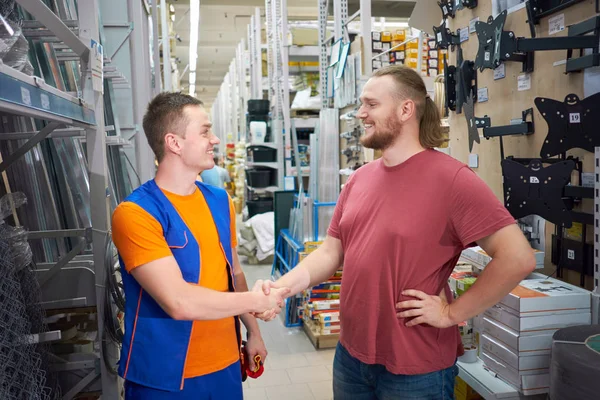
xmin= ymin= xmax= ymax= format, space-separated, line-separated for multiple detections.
xmin=482 ymin=334 xmax=550 ymax=371
xmin=287 ymin=27 xmax=320 ymax=46
xmin=483 ymin=317 xmax=555 ymax=354
xmin=499 ymin=278 xmax=591 ymax=315
xmin=462 ymin=246 xmax=545 ymax=269
xmin=371 ymin=31 xmax=382 ymax=41
xmin=457 ymin=277 xmax=477 ymax=296
xmin=392 ymin=29 xmax=406 ymax=41
xmin=318 ymin=312 xmax=340 ymax=323
xmin=312 ymin=299 xmax=340 ymax=311
xmin=304 ymin=241 xmax=322 ymax=254
xmin=481 ymin=352 xmax=550 ymax=396
xmin=381 ymin=31 xmax=392 ymax=42
xmin=484 ymin=305 xmax=591 ymax=333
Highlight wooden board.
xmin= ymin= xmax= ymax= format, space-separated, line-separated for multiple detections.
xmin=447 ymin=0 xmax=597 ymax=290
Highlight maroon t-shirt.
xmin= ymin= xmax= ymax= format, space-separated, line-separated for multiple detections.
xmin=328 ymin=149 xmax=515 ymax=375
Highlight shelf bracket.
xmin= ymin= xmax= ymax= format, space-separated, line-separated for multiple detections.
xmin=0 ymin=122 xmax=61 ymax=174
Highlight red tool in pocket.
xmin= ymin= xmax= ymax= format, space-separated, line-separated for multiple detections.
xmin=240 ymin=340 xmax=265 ymax=382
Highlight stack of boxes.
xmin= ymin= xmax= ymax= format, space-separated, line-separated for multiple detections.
xmin=301 ymin=273 xmax=342 ymax=336
xmin=480 ymin=278 xmax=591 ymax=395
xmin=299 ymin=241 xmax=344 ymax=337
xmin=370 ymin=29 xmax=445 ymax=77
xmin=457 ymin=245 xmax=592 ymax=396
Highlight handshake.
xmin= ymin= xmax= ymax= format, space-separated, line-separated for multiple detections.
xmin=250 ymin=280 xmax=291 ymax=322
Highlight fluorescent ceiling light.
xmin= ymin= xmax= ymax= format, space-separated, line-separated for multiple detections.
xmin=169 ymin=4 xmax=175 ymax=12
xmin=189 ymin=84 xmax=196 ymax=96
xmin=189 ymin=0 xmax=200 ymax=75
xmin=189 ymin=71 xmax=196 ymax=82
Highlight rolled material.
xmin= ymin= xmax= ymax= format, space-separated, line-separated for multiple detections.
xmin=549 ymin=325 xmax=600 ymax=400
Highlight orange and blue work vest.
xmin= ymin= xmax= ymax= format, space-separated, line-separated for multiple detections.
xmin=117 ymin=179 xmax=241 ymax=391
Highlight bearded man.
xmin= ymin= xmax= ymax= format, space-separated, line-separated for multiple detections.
xmin=254 ymin=65 xmax=536 ymax=399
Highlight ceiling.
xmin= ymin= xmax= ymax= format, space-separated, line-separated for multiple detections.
xmin=171 ymin=0 xmax=415 ymax=108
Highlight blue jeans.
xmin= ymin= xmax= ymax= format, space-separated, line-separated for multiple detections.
xmin=124 ymin=361 xmax=242 ymax=400
xmin=333 ymin=343 xmax=458 ymax=400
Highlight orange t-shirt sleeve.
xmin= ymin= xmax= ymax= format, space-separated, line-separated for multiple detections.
xmin=111 ymin=202 xmax=172 ymax=272
xmin=228 ymin=194 xmax=238 ymax=248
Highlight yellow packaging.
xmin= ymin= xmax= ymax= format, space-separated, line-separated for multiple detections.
xmin=299 ymin=252 xmax=309 ymax=262
xmin=304 ymin=241 xmax=322 ymax=253
xmin=406 ymin=41 xmax=419 ymax=49
xmin=392 ymin=29 xmax=406 ymax=41
xmin=406 ymin=48 xmax=419 ymax=56
xmin=381 ymin=31 xmax=392 ymax=42
xmin=405 ymin=58 xmax=418 ymax=68
xmin=455 ymin=376 xmax=483 ymax=400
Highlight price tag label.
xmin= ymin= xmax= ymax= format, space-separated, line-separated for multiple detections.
xmin=494 ymin=63 xmax=506 ymax=80
xmin=549 ymin=14 xmax=565 ymax=35
xmin=21 ymin=87 xmax=31 ymax=106
xmin=568 ymin=249 xmax=575 ymax=260
xmin=443 ymin=5 xmax=448 ymax=15
xmin=469 ymin=17 xmax=480 ymax=34
xmin=484 ymin=51 xmax=491 ymax=61
xmin=570 ymin=113 xmax=581 ymax=123
xmin=437 ymin=32 xmax=442 ymax=43
xmin=40 ymin=93 xmax=50 ymax=110
xmin=518 ymin=74 xmax=531 ymax=91
xmin=460 ymin=27 xmax=469 ymax=43
xmin=477 ymin=87 xmax=489 ymax=103
xmin=530 ymin=176 xmax=540 ymax=184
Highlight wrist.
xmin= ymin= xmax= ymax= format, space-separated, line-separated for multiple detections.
xmin=250 ymin=291 xmax=267 ymax=313
xmin=446 ymin=303 xmax=462 ymax=326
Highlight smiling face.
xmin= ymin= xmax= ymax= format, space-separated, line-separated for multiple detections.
xmin=357 ymin=75 xmax=405 ymax=151
xmin=168 ymin=105 xmax=220 ymax=173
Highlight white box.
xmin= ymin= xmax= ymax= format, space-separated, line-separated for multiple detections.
xmin=481 ymin=334 xmax=550 ymax=371
xmin=462 ymin=246 xmax=544 ymax=268
xmin=481 ymin=352 xmax=550 ymax=396
xmin=499 ymin=278 xmax=591 ymax=315
xmin=483 ymin=317 xmax=554 ymax=354
xmin=485 ymin=305 xmax=591 ymax=333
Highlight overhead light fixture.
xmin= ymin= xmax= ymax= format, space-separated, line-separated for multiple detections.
xmin=189 ymin=0 xmax=200 ymax=96
xmin=189 ymin=71 xmax=196 ymax=82
xmin=169 ymin=4 xmax=175 ymax=12
xmin=190 ymin=84 xmax=196 ymax=96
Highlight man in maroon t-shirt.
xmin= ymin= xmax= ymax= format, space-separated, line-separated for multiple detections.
xmin=256 ymin=65 xmax=536 ymax=399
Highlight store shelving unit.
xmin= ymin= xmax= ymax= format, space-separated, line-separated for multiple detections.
xmin=1 ymin=0 xmax=119 ymax=397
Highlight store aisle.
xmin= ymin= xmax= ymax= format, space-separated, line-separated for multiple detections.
xmin=240 ymin=261 xmax=334 ymax=400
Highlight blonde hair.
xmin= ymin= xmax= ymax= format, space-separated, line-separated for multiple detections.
xmin=372 ymin=66 xmax=446 ymax=148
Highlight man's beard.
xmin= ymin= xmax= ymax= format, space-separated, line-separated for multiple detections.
xmin=360 ymin=115 xmax=403 ymax=151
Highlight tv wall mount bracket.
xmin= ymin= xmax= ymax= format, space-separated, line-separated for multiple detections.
xmin=502 ymin=158 xmax=576 ymax=228
xmin=535 ymin=92 xmax=600 ymax=158
xmin=475 ymin=11 xmax=600 ymax=73
xmin=464 ymin=94 xmax=534 ymax=154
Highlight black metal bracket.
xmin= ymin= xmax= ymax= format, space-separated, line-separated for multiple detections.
xmin=457 ymin=56 xmax=477 ymax=114
xmin=483 ymin=108 xmax=535 ymax=139
xmin=434 ymin=21 xmax=460 ymax=50
xmin=461 ymin=0 xmax=478 ymax=9
xmin=444 ymin=56 xmax=457 ymax=112
xmin=464 ymin=93 xmax=534 ymax=154
xmin=443 ymin=49 xmax=477 ymax=115
xmin=502 ymin=158 xmax=576 ymax=227
xmin=438 ymin=0 xmax=456 ymax=19
xmin=475 ymin=11 xmax=600 ymax=73
xmin=525 ymin=0 xmax=591 ymax=38
xmin=536 ymin=92 xmax=600 ymax=158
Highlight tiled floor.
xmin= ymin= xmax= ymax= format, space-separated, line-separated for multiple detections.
xmin=240 ymin=260 xmax=334 ymax=400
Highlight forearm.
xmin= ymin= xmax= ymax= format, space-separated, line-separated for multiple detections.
xmin=448 ymin=257 xmax=531 ymax=323
xmin=176 ymin=285 xmax=263 ymax=321
xmin=275 ymin=244 xmax=342 ymax=297
xmin=235 ymin=271 xmax=261 ymax=335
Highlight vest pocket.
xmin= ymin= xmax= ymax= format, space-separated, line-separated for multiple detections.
xmin=167 ymin=230 xmax=188 ymax=249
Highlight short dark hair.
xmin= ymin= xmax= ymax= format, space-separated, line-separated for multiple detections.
xmin=142 ymin=92 xmax=203 ymax=162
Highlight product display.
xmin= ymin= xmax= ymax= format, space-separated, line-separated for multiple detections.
xmin=5 ymin=0 xmax=599 ymax=397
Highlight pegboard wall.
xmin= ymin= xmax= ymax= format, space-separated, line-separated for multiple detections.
xmin=445 ymin=0 xmax=599 ymax=289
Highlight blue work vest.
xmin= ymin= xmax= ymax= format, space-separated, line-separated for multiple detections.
xmin=116 ymin=179 xmax=240 ymax=391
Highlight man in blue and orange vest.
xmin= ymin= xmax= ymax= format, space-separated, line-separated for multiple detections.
xmin=112 ymin=92 xmax=289 ymax=399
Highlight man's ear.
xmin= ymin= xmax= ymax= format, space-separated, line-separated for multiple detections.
xmin=164 ymin=133 xmax=181 ymax=156
xmin=399 ymin=99 xmax=416 ymax=122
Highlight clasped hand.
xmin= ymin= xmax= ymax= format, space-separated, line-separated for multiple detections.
xmin=251 ymin=280 xmax=288 ymax=322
